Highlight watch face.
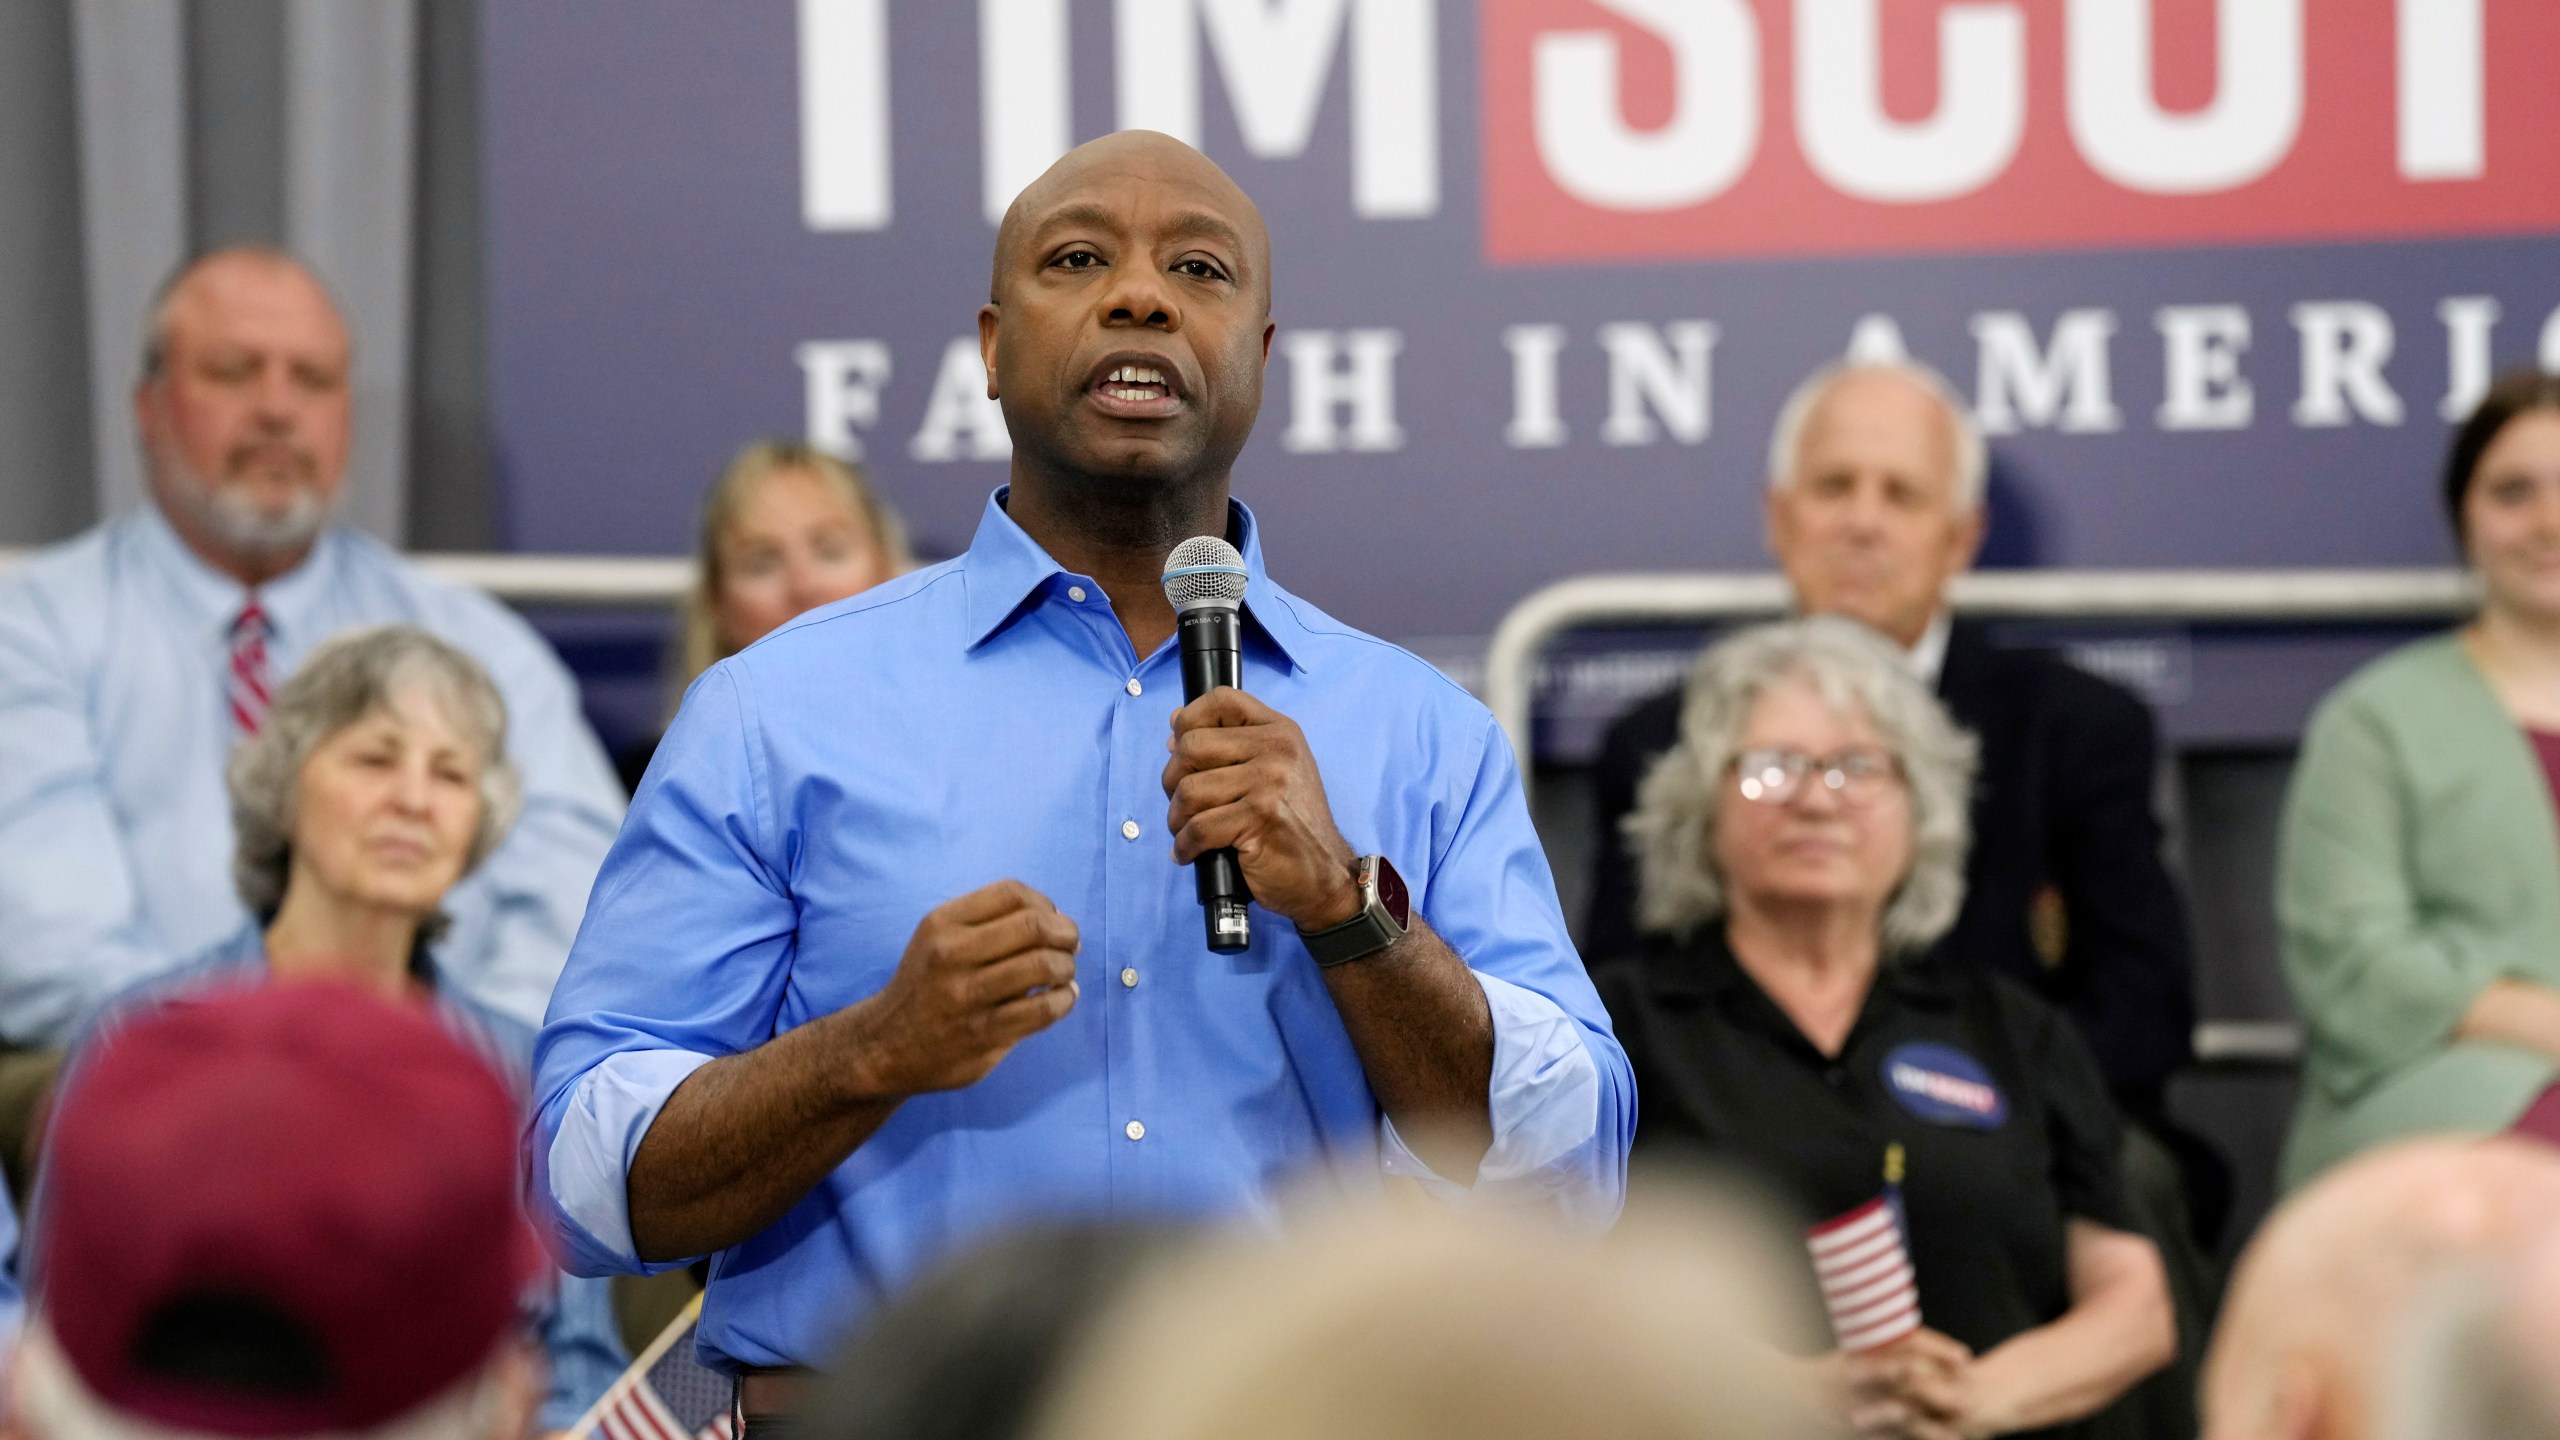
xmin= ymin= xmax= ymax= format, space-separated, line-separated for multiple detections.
xmin=1373 ymin=855 xmax=1410 ymax=930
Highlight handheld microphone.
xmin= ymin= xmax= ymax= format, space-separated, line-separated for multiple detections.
xmin=1162 ymin=536 xmax=1253 ymax=953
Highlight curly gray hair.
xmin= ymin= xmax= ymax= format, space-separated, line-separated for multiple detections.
xmin=227 ymin=625 xmax=523 ymax=930
xmin=1624 ymin=617 xmax=1978 ymax=955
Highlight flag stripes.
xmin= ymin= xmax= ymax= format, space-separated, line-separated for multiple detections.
xmin=570 ymin=1294 xmax=735 ymax=1440
xmin=1806 ymin=1192 xmax=1922 ymax=1352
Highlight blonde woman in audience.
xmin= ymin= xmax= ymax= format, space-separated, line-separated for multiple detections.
xmin=60 ymin=625 xmax=623 ymax=1432
xmin=2278 ymin=369 xmax=2560 ymax=1188
xmin=621 ymin=441 xmax=914 ymax=790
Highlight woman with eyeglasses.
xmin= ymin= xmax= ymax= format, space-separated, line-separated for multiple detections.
xmin=1594 ymin=618 xmax=2173 ymax=1440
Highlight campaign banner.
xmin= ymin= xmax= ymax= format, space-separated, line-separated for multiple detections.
xmin=483 ymin=2 xmax=2558 ymax=696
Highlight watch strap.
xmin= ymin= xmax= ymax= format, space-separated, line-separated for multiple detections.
xmin=1297 ymin=856 xmax=1404 ymax=968
xmin=1299 ymin=907 xmax=1397 ymax=968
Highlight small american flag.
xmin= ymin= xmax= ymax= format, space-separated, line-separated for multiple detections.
xmin=569 ymin=1294 xmax=736 ymax=1440
xmin=1806 ymin=1166 xmax=1922 ymax=1352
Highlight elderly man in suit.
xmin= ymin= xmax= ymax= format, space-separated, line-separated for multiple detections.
xmin=1586 ymin=359 xmax=2214 ymax=1229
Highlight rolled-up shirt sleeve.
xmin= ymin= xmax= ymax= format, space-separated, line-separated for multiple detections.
xmin=537 ymin=1049 xmax=714 ymax=1275
xmin=1377 ymin=714 xmax=1634 ymax=1227
xmin=530 ymin=665 xmax=798 ymax=1277
xmin=1381 ymin=971 xmax=1609 ymax=1217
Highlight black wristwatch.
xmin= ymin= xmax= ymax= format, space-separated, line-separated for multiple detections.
xmin=1296 ymin=854 xmax=1412 ymax=967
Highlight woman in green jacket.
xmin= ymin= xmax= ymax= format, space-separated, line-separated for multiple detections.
xmin=2280 ymin=369 xmax=2560 ymax=1189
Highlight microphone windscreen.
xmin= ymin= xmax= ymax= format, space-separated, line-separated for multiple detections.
xmin=1161 ymin=536 xmax=1248 ymax=611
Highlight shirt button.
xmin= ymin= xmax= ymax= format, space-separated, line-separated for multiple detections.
xmin=1822 ymin=1067 xmax=1846 ymax=1088
xmin=1120 ymin=967 xmax=1139 ymax=988
xmin=1067 ymin=585 xmax=1087 ymax=602
xmin=1120 ymin=819 xmax=1141 ymax=841
xmin=1125 ymin=677 xmax=1143 ymax=696
xmin=1124 ymin=1120 xmax=1146 ymax=1141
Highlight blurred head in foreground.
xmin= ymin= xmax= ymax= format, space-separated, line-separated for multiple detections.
xmin=2384 ymin=1225 xmax=2560 ymax=1440
xmin=14 ymin=983 xmax=545 ymax=1440
xmin=1033 ymin=1185 xmax=1824 ymax=1440
xmin=682 ymin=441 xmax=913 ymax=684
xmin=802 ymin=1221 xmax=1179 ymax=1440
xmin=2203 ymin=1136 xmax=2560 ymax=1440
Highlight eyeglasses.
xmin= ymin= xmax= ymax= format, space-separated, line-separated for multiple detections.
xmin=1730 ymin=747 xmax=1902 ymax=806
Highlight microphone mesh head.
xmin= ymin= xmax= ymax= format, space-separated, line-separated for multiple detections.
xmin=1161 ymin=536 xmax=1248 ymax=611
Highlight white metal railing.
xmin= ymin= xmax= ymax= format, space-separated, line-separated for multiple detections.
xmin=1486 ymin=568 xmax=2475 ymax=1070
xmin=1485 ymin=568 xmax=2474 ymax=785
xmin=411 ymin=553 xmax=695 ymax=605
xmin=2192 ymin=1021 xmax=2305 ymax=1066
xmin=0 ymin=549 xmax=699 ymax=607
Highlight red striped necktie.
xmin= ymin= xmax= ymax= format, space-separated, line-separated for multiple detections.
xmin=228 ymin=597 xmax=275 ymax=735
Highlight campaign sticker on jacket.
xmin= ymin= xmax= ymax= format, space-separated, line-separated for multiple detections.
xmin=1882 ymin=1043 xmax=2008 ymax=1130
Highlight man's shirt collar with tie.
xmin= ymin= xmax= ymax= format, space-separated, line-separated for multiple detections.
xmin=131 ymin=501 xmax=345 ymax=699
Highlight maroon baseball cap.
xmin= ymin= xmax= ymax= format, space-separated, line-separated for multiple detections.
xmin=34 ymin=980 xmax=548 ymax=1437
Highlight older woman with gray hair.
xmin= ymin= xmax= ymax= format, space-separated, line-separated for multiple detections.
xmin=1594 ymin=618 xmax=2172 ymax=1440
xmin=224 ymin=624 xmax=524 ymax=979
xmin=56 ymin=625 xmax=623 ymax=1432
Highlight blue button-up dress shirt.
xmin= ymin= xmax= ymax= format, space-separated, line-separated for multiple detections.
xmin=0 ymin=507 xmax=626 ymax=1041
xmin=533 ymin=490 xmax=1632 ymax=1370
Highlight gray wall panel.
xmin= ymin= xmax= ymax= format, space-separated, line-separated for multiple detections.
xmin=0 ymin=0 xmax=98 ymax=544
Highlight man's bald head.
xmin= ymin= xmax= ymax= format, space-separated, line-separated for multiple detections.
xmin=991 ymin=131 xmax=1271 ymax=313
xmin=976 ymin=129 xmax=1277 ymax=507
xmin=143 ymin=247 xmax=348 ymax=383
xmin=2203 ymin=1138 xmax=2560 ymax=1440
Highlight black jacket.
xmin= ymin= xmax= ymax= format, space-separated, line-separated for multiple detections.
xmin=1594 ymin=930 xmax=2134 ymax=1365
xmin=1585 ymin=622 xmax=2197 ymax=1118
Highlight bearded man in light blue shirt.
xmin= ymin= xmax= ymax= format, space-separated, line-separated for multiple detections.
xmin=531 ymin=132 xmax=1633 ymax=1392
xmin=0 ymin=249 xmax=624 ymax=1042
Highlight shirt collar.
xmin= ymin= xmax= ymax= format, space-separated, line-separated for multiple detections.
xmin=1639 ymin=924 xmax=1961 ymax=1010
xmin=1781 ymin=604 xmax=1953 ymax=687
xmin=133 ymin=500 xmax=342 ymax=646
xmin=958 ymin=486 xmax=1307 ymax=672
xmin=1907 ymin=610 xmax=1953 ymax=688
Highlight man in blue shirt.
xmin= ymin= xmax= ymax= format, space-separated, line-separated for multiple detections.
xmin=0 ymin=249 xmax=623 ymax=1042
xmin=531 ymin=132 xmax=1633 ymax=1392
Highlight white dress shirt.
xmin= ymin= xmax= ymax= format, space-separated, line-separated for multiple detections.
xmin=0 ymin=506 xmax=625 ymax=1043
xmin=1909 ymin=610 xmax=1953 ymax=687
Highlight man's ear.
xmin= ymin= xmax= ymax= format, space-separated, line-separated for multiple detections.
xmin=1260 ymin=318 xmax=1275 ymax=367
xmin=978 ymin=304 xmax=1002 ymax=400
xmin=1762 ymin=482 xmax=1790 ymax=564
xmin=132 ymin=375 xmax=162 ymax=443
